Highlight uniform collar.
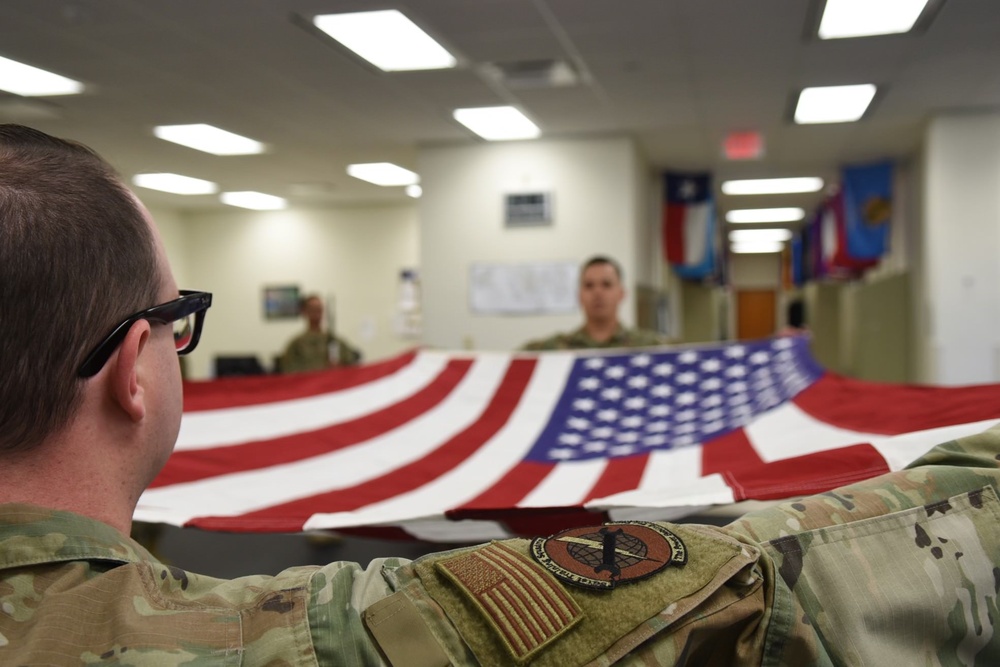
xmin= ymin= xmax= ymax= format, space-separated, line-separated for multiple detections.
xmin=0 ymin=503 xmax=155 ymax=571
xmin=572 ymin=323 xmax=629 ymax=346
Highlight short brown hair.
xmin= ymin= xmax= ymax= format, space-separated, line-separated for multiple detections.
xmin=581 ymin=255 xmax=623 ymax=281
xmin=0 ymin=125 xmax=161 ymax=454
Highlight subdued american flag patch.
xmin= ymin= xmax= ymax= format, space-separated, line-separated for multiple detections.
xmin=436 ymin=542 xmax=582 ymax=663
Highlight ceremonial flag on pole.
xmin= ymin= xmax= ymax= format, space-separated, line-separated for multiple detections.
xmin=662 ymin=173 xmax=718 ymax=280
xmin=135 ymin=337 xmax=1000 ymax=542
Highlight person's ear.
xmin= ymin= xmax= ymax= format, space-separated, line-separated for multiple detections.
xmin=109 ymin=320 xmax=151 ymax=423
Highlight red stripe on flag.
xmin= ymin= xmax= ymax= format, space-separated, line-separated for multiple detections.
xmin=793 ymin=374 xmax=1000 ymax=435
xmin=182 ymin=350 xmax=419 ymax=411
xmin=151 ymin=358 xmax=473 ymax=488
xmin=722 ymin=443 xmax=889 ymax=502
xmin=186 ymin=359 xmax=538 ymax=532
xmin=499 ymin=508 xmax=609 ymax=539
xmin=456 ymin=461 xmax=556 ymax=511
xmin=583 ymin=454 xmax=649 ymax=503
xmin=664 ymin=204 xmax=687 ymax=264
xmin=700 ymin=429 xmax=764 ymax=477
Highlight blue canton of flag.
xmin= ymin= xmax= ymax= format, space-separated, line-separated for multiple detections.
xmin=527 ymin=337 xmax=825 ymax=462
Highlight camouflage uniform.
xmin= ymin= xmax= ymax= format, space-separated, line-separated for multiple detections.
xmin=3 ymin=426 xmax=1000 ymax=665
xmin=281 ymin=330 xmax=361 ymax=373
xmin=521 ymin=326 xmax=670 ymax=351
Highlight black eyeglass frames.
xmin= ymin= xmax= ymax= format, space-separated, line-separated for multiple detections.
xmin=77 ymin=290 xmax=213 ymax=378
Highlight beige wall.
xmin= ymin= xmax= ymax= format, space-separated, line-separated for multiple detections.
xmin=922 ymin=114 xmax=1000 ymax=385
xmin=147 ymin=204 xmax=189 ymax=288
xmin=418 ymin=136 xmax=647 ymax=351
xmin=680 ymin=283 xmax=726 ymax=343
xmin=158 ymin=203 xmax=419 ymax=379
xmin=847 ymin=273 xmax=912 ymax=382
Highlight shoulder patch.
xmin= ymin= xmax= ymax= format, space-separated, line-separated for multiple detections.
xmin=530 ymin=521 xmax=686 ymax=590
xmin=436 ymin=542 xmax=583 ymax=663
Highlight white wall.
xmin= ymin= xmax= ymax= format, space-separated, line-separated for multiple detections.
xmin=923 ymin=113 xmax=1000 ymax=385
xmin=173 ymin=204 xmax=419 ymax=379
xmin=728 ymin=253 xmax=780 ymax=288
xmin=146 ymin=204 xmax=189 ymax=288
xmin=419 ymin=136 xmax=645 ymax=351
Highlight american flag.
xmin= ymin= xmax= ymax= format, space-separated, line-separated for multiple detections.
xmin=135 ymin=336 xmax=1000 ymax=542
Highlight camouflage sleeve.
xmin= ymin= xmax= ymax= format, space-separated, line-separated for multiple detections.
xmin=306 ymin=558 xmax=410 ymax=666
xmin=724 ymin=424 xmax=1000 ymax=665
xmin=333 ymin=336 xmax=363 ymax=366
xmin=369 ymin=525 xmax=769 ymax=667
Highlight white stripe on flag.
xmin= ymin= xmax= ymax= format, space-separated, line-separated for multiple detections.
xmin=520 ymin=458 xmax=608 ymax=507
xmin=174 ymin=351 xmax=449 ymax=451
xmin=745 ymin=403 xmax=1000 ymax=471
xmin=683 ymin=202 xmax=710 ymax=265
xmin=745 ymin=402 xmax=879 ymax=463
xmin=397 ymin=519 xmax=512 ymax=543
xmin=869 ymin=418 xmax=1000 ymax=471
xmin=303 ymin=353 xmax=577 ymax=530
xmin=136 ymin=354 xmax=511 ymax=523
xmin=637 ymin=445 xmax=704 ymax=491
xmin=591 ymin=472 xmax=736 ymax=512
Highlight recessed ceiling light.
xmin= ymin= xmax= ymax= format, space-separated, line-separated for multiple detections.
xmin=153 ymin=124 xmax=265 ymax=155
xmin=405 ymin=184 xmax=423 ymax=198
xmin=132 ymin=173 xmax=218 ymax=195
xmin=453 ymin=106 xmax=540 ymax=141
xmin=729 ymin=229 xmax=793 ymax=243
xmin=794 ymin=84 xmax=877 ymax=124
xmin=221 ymin=191 xmax=287 ymax=210
xmin=726 ymin=208 xmax=805 ymax=224
xmin=313 ymin=10 xmax=457 ymax=71
xmin=730 ymin=241 xmax=785 ymax=254
xmin=347 ymin=163 xmax=420 ymax=187
xmin=721 ymin=177 xmax=824 ymax=195
xmin=819 ymin=0 xmax=931 ymax=39
xmin=0 ymin=55 xmax=83 ymax=96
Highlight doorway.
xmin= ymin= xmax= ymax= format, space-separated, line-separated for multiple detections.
xmin=736 ymin=289 xmax=777 ymax=340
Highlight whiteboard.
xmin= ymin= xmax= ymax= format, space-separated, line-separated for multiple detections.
xmin=469 ymin=262 xmax=579 ymax=314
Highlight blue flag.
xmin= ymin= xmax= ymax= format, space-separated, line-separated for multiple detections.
xmin=841 ymin=161 xmax=893 ymax=261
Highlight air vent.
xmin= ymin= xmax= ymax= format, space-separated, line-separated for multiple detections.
xmin=483 ymin=59 xmax=579 ymax=89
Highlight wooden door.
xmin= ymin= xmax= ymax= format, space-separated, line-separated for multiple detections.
xmin=736 ymin=289 xmax=776 ymax=340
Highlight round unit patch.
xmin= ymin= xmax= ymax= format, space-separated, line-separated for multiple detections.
xmin=530 ymin=521 xmax=687 ymax=590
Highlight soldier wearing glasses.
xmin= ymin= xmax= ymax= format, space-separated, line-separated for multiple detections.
xmin=3 ymin=124 xmax=1000 ymax=665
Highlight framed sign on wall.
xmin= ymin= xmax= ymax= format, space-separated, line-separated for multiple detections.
xmin=263 ymin=285 xmax=301 ymax=320
xmin=504 ymin=191 xmax=552 ymax=227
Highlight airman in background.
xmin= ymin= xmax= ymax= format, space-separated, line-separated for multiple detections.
xmin=522 ymin=256 xmax=671 ymax=351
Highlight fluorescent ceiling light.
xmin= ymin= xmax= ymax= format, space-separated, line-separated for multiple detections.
xmin=313 ymin=10 xmax=456 ymax=71
xmin=729 ymin=229 xmax=793 ymax=243
xmin=794 ymin=84 xmax=877 ymax=124
xmin=406 ymin=184 xmax=423 ymax=198
xmin=819 ymin=0 xmax=930 ymax=39
xmin=347 ymin=162 xmax=420 ymax=186
xmin=0 ymin=55 xmax=83 ymax=96
xmin=153 ymin=124 xmax=265 ymax=155
xmin=731 ymin=241 xmax=785 ymax=254
xmin=453 ymin=106 xmax=540 ymax=141
xmin=132 ymin=173 xmax=218 ymax=195
xmin=722 ymin=177 xmax=824 ymax=195
xmin=221 ymin=191 xmax=287 ymax=210
xmin=726 ymin=207 xmax=805 ymax=224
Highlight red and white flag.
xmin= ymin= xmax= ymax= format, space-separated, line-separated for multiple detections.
xmin=135 ymin=336 xmax=1000 ymax=542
